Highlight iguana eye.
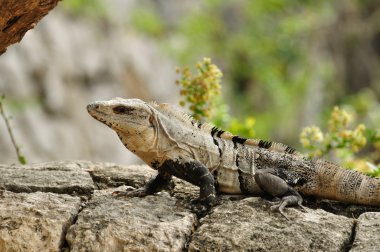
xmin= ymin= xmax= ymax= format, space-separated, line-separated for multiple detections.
xmin=113 ymin=106 xmax=128 ymax=114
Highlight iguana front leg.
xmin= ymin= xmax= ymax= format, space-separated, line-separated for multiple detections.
xmin=114 ymin=159 xmax=216 ymax=208
xmin=254 ymin=169 xmax=307 ymax=219
xmin=161 ymin=159 xmax=216 ymax=208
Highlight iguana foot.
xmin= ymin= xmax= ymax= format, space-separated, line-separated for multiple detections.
xmin=269 ymin=196 xmax=296 ymax=220
xmin=268 ymin=195 xmax=308 ymax=220
xmin=112 ymin=171 xmax=173 ymax=199
xmin=188 ymin=202 xmax=208 ymax=212
xmin=255 ymin=169 xmax=308 ymax=219
xmin=269 ymin=204 xmax=289 ymax=220
xmin=189 ymin=195 xmax=217 ymax=212
xmin=268 ymin=196 xmax=307 ymax=211
xmin=112 ymin=187 xmax=148 ymax=198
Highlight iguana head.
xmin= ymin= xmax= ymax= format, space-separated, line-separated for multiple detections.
xmin=87 ymin=97 xmax=217 ymax=165
xmin=87 ymin=98 xmax=157 ymax=150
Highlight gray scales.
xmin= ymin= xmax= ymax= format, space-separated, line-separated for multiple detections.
xmin=87 ymin=98 xmax=380 ymax=218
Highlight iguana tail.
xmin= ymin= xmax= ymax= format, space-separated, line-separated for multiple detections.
xmin=314 ymin=160 xmax=380 ymax=206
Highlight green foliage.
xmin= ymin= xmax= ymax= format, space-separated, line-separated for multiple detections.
xmin=176 ymin=59 xmax=378 ymax=173
xmin=228 ymin=117 xmax=256 ymax=139
xmin=163 ymin=0 xmax=336 ymax=141
xmin=18 ymin=156 xmax=27 ymax=165
xmin=132 ymin=1 xmax=380 ymax=146
xmin=176 ymin=58 xmax=222 ymax=121
xmin=131 ymin=8 xmax=164 ymax=37
xmin=176 ymin=58 xmax=256 ymax=138
xmin=62 ymin=0 xmax=107 ymax=17
xmin=300 ymin=107 xmax=380 ymax=176
xmin=133 ymin=1 xmax=379 ymax=169
xmin=300 ymin=107 xmax=367 ymax=157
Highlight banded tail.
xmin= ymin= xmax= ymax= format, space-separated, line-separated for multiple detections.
xmin=314 ymin=160 xmax=380 ymax=206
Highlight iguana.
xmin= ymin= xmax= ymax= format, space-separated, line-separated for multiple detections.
xmin=87 ymin=98 xmax=380 ymax=217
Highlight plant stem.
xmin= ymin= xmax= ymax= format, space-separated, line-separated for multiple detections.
xmin=0 ymin=96 xmax=26 ymax=164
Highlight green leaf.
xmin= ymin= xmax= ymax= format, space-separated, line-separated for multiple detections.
xmin=18 ymin=156 xmax=27 ymax=165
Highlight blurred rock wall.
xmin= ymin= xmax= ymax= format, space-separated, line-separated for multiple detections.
xmin=0 ymin=2 xmax=183 ymax=165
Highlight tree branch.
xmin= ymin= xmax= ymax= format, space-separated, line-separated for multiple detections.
xmin=0 ymin=96 xmax=27 ymax=164
xmin=0 ymin=0 xmax=61 ymax=55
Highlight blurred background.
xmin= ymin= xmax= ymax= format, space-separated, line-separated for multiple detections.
xmin=0 ymin=0 xmax=379 ymax=165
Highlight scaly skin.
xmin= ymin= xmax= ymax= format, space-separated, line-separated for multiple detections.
xmin=87 ymin=98 xmax=380 ymax=215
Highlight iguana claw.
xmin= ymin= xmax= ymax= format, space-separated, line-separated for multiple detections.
xmin=255 ymin=169 xmax=309 ymax=219
xmin=269 ymin=203 xmax=289 ymax=220
xmin=268 ymin=195 xmax=308 ymax=220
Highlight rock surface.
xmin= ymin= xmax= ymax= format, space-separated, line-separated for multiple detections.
xmin=66 ymin=193 xmax=196 ymax=252
xmin=0 ymin=161 xmax=94 ymax=196
xmin=350 ymin=212 xmax=380 ymax=251
xmin=0 ymin=190 xmax=81 ymax=252
xmin=0 ymin=160 xmax=379 ymax=251
xmin=85 ymin=162 xmax=156 ymax=189
xmin=189 ymin=197 xmax=353 ymax=252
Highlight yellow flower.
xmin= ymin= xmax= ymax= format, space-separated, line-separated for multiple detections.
xmin=312 ymin=127 xmax=324 ymax=142
xmin=175 ymin=58 xmax=223 ymax=120
xmin=203 ymin=57 xmax=211 ymax=65
xmin=339 ymin=130 xmax=353 ymax=140
xmin=300 ymin=126 xmax=324 ymax=148
xmin=328 ymin=106 xmax=352 ymax=132
xmin=300 ymin=138 xmax=310 ymax=148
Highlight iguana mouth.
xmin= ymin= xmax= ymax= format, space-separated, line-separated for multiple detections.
xmin=87 ymin=103 xmax=100 ymax=114
xmin=87 ymin=103 xmax=109 ymax=118
xmin=87 ymin=103 xmax=111 ymax=126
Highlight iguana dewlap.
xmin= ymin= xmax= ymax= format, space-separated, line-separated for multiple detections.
xmin=87 ymin=98 xmax=380 ymax=216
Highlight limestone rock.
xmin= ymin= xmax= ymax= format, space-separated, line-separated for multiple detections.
xmin=0 ymin=161 xmax=376 ymax=251
xmin=0 ymin=190 xmax=81 ymax=252
xmin=66 ymin=193 xmax=196 ymax=252
xmin=84 ymin=162 xmax=156 ymax=189
xmin=351 ymin=212 xmax=380 ymax=252
xmin=188 ymin=197 xmax=354 ymax=252
xmin=0 ymin=161 xmax=94 ymax=196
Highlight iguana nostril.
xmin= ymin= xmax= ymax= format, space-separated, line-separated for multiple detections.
xmin=87 ymin=104 xmax=99 ymax=111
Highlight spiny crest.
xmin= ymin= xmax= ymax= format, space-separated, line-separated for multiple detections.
xmin=243 ymin=138 xmax=302 ymax=156
xmin=209 ymin=125 xmax=302 ymax=156
xmin=150 ymin=102 xmax=214 ymax=132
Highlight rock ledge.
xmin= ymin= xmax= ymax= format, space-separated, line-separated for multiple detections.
xmin=0 ymin=161 xmax=379 ymax=252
